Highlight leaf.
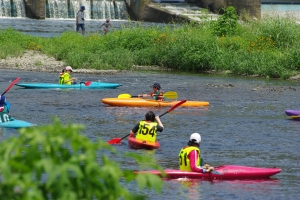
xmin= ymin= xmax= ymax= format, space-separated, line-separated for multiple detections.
xmin=135 ymin=173 xmax=163 ymax=194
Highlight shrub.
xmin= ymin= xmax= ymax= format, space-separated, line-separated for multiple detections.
xmin=211 ymin=6 xmax=239 ymax=36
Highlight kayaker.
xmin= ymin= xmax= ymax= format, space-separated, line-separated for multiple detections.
xmin=0 ymin=95 xmax=11 ymax=123
xmin=129 ymin=111 xmax=164 ymax=143
xmin=138 ymin=82 xmax=166 ymax=101
xmin=178 ymin=133 xmax=214 ymax=173
xmin=61 ymin=66 xmax=77 ymax=85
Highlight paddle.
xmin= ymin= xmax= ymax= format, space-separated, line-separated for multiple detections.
xmin=107 ymin=99 xmax=187 ymax=145
xmin=118 ymin=91 xmax=178 ymax=99
xmin=1 ymin=77 xmax=21 ymax=96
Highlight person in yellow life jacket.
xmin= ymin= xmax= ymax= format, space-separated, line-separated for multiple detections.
xmin=62 ymin=66 xmax=77 ymax=85
xmin=138 ymin=83 xmax=166 ymax=101
xmin=178 ymin=133 xmax=214 ymax=173
xmin=129 ymin=111 xmax=164 ymax=143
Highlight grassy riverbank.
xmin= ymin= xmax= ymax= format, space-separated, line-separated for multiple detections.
xmin=1 ymin=11 xmax=300 ymax=79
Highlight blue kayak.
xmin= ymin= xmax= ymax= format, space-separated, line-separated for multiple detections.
xmin=16 ymin=82 xmax=121 ymax=89
xmin=0 ymin=119 xmax=37 ymax=129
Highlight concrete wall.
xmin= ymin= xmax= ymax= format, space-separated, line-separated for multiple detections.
xmin=227 ymin=0 xmax=261 ymax=19
xmin=24 ymin=0 xmax=46 ymax=19
xmin=125 ymin=0 xmax=191 ymax=23
xmin=197 ymin=0 xmax=261 ymax=18
xmin=126 ymin=0 xmax=261 ymax=22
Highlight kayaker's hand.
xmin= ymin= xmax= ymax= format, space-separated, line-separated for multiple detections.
xmin=204 ymin=164 xmax=211 ymax=169
xmin=138 ymin=94 xmax=148 ymax=98
xmin=206 ymin=167 xmax=214 ymax=172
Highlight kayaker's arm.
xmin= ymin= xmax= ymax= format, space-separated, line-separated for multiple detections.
xmin=130 ymin=123 xmax=139 ymax=137
xmin=189 ymin=150 xmax=214 ymax=173
xmin=155 ymin=116 xmax=163 ymax=129
xmin=138 ymin=94 xmax=150 ymax=98
xmin=64 ymin=77 xmax=77 ymax=84
xmin=129 ymin=130 xmax=135 ymax=137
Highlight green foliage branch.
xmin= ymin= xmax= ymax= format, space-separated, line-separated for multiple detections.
xmin=0 ymin=119 xmax=163 ymax=200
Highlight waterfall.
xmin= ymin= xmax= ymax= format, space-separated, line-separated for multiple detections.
xmin=1 ymin=0 xmax=127 ymax=19
xmin=12 ymin=0 xmax=25 ymax=17
xmin=115 ymin=1 xmax=127 ymax=19
xmin=0 ymin=0 xmax=25 ymax=17
xmin=56 ymin=0 xmax=128 ymax=20
xmin=70 ymin=0 xmax=91 ymax=19
xmin=47 ymin=0 xmax=68 ymax=18
xmin=91 ymin=0 xmax=127 ymax=20
xmin=0 ymin=0 xmax=11 ymax=17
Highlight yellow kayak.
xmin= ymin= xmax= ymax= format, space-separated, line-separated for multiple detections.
xmin=102 ymin=98 xmax=209 ymax=107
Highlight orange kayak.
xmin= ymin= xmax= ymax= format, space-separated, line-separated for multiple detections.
xmin=128 ymin=135 xmax=160 ymax=150
xmin=102 ymin=98 xmax=209 ymax=107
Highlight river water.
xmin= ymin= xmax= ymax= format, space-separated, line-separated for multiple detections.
xmin=0 ymin=69 xmax=299 ymax=199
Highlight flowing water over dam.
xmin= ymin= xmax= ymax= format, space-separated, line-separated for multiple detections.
xmin=0 ymin=0 xmax=128 ymax=19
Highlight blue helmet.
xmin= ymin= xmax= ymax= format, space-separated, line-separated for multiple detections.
xmin=0 ymin=95 xmax=6 ymax=107
xmin=151 ymin=82 xmax=161 ymax=90
xmin=81 ymin=6 xmax=85 ymax=10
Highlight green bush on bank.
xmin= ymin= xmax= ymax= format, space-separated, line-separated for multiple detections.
xmin=1 ymin=6 xmax=300 ymax=79
xmin=0 ymin=119 xmax=163 ymax=199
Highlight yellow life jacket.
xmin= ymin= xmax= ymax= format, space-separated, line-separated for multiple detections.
xmin=62 ymin=73 xmax=71 ymax=85
xmin=178 ymin=146 xmax=200 ymax=171
xmin=59 ymin=72 xmax=64 ymax=84
xmin=135 ymin=121 xmax=158 ymax=142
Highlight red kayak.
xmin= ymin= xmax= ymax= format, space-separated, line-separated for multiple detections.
xmin=135 ymin=165 xmax=281 ymax=180
xmin=128 ymin=135 xmax=160 ymax=150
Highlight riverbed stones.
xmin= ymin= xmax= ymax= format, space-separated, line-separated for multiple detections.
xmin=0 ymin=50 xmax=121 ymax=75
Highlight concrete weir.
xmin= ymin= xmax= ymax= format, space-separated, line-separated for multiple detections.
xmin=22 ymin=0 xmax=261 ymax=22
xmin=125 ymin=0 xmax=261 ymax=23
xmin=24 ymin=0 xmax=46 ymax=19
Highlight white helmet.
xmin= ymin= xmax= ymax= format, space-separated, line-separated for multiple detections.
xmin=190 ymin=133 xmax=201 ymax=144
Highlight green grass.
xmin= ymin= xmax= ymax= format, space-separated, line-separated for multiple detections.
xmin=1 ymin=15 xmax=300 ymax=79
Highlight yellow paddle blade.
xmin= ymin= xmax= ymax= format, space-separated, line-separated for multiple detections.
xmin=118 ymin=94 xmax=132 ymax=98
xmin=164 ymin=91 xmax=178 ymax=99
